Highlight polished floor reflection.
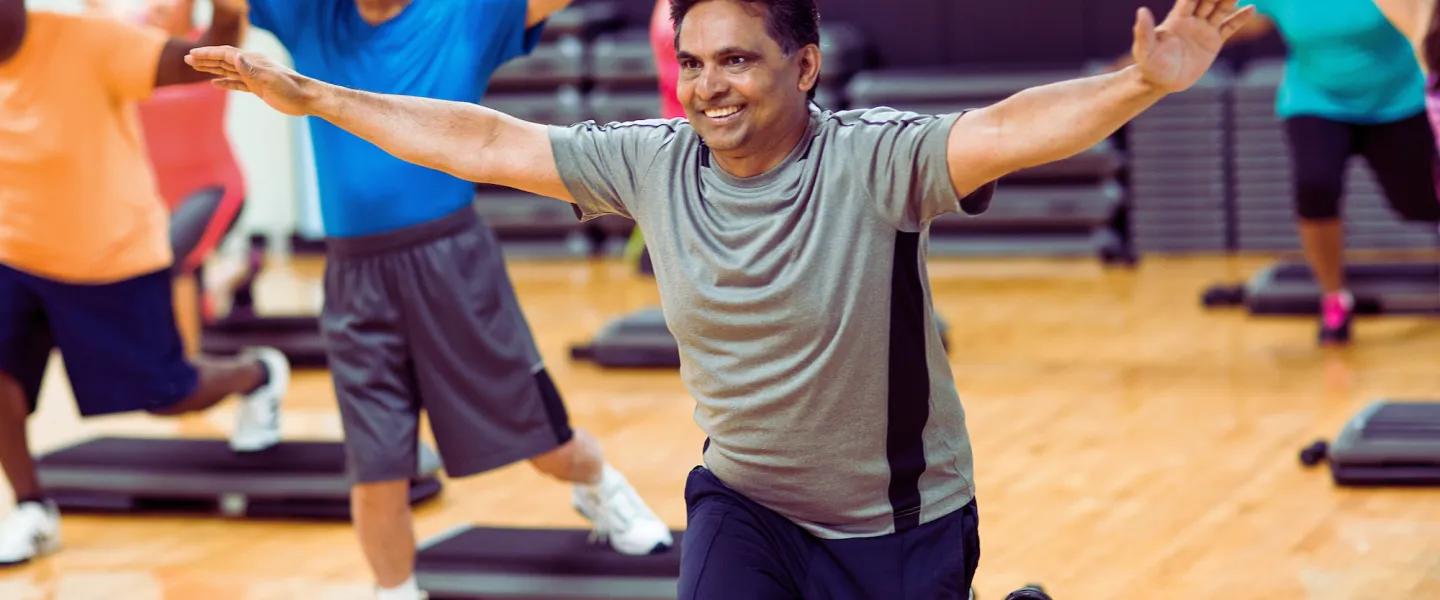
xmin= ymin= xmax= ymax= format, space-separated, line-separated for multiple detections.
xmin=2 ymin=250 xmax=1439 ymax=600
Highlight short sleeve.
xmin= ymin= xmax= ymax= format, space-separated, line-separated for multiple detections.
xmin=834 ymin=107 xmax=969 ymax=230
xmin=547 ymin=119 xmax=681 ymax=221
xmin=249 ymin=0 xmax=311 ymax=46
xmin=75 ymin=15 xmax=167 ymax=102
xmin=471 ymin=0 xmax=546 ymax=67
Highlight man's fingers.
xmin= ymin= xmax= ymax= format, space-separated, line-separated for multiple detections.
xmin=1194 ymin=0 xmax=1219 ymax=20
xmin=1209 ymin=0 xmax=1239 ymax=25
xmin=186 ymin=45 xmax=242 ymax=62
xmin=1167 ymin=0 xmax=1199 ymax=22
xmin=1218 ymin=5 xmax=1256 ymax=39
xmin=211 ymin=78 xmax=251 ymax=93
xmin=1133 ymin=7 xmax=1156 ymax=59
xmin=184 ymin=56 xmax=242 ymax=78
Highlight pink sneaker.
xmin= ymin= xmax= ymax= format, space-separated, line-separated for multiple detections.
xmin=1318 ymin=291 xmax=1353 ymax=345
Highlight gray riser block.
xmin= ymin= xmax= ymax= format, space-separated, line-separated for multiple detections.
xmin=1129 ymin=118 xmax=1226 ymax=132
xmin=1131 ymin=201 xmax=1227 ymax=213
xmin=1130 ymin=166 xmax=1227 ymax=182
xmin=482 ymin=90 xmax=587 ymax=126
xmin=1128 ymin=147 xmax=1227 ymax=162
xmin=1132 ymin=224 xmax=1228 ymax=238
xmin=1128 ymin=156 xmax=1226 ymax=171
xmin=1132 ymin=179 xmax=1227 ymax=195
xmin=1133 ymin=240 xmax=1230 ymax=253
xmin=1129 ymin=132 xmax=1226 ymax=147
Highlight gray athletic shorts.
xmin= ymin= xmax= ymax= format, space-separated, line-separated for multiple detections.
xmin=320 ymin=207 xmax=574 ymax=484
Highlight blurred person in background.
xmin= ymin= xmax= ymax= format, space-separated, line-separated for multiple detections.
xmin=0 ymin=0 xmax=288 ymax=568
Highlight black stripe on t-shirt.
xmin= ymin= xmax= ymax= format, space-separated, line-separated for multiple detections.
xmin=886 ymin=230 xmax=931 ymax=533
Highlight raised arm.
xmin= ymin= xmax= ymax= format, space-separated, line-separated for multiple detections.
xmin=945 ymin=0 xmax=1254 ymax=196
xmin=155 ymin=0 xmax=245 ymax=88
xmin=184 ymin=45 xmax=573 ymax=201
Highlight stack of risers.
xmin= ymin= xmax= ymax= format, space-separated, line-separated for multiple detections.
xmin=1232 ymin=59 xmax=1440 ymax=251
xmin=472 ymin=3 xmax=624 ymax=257
xmin=845 ymin=66 xmax=1126 ymax=260
xmin=1126 ymin=66 xmax=1232 ymax=254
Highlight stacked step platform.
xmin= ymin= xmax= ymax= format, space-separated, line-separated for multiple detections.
xmin=1126 ymin=66 xmax=1233 ymax=254
xmin=844 ymin=65 xmax=1130 ymax=263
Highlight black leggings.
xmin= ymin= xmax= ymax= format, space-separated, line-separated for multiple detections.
xmin=1284 ymin=112 xmax=1440 ymax=222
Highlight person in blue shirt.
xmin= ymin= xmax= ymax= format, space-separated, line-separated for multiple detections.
xmin=1232 ymin=1 xmax=1438 ymax=344
xmin=243 ymin=1 xmax=673 ymax=598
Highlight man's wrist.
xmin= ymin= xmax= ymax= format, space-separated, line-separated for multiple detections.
xmin=298 ymin=76 xmax=332 ymax=117
xmin=1121 ymin=64 xmax=1170 ymax=101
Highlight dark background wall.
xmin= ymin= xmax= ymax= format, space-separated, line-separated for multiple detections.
xmin=598 ymin=0 xmax=1287 ymax=69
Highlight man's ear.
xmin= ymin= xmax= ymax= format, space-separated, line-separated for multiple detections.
xmin=797 ymin=43 xmax=822 ymax=95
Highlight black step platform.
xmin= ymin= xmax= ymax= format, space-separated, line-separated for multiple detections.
xmin=202 ymin=313 xmax=328 ymax=368
xmin=35 ymin=437 xmax=442 ymax=519
xmin=571 ymin=308 xmax=952 ymax=369
xmin=416 ymin=525 xmax=684 ymax=600
xmin=1300 ymin=400 xmax=1440 ymax=486
xmin=1202 ymin=261 xmax=1440 ymax=315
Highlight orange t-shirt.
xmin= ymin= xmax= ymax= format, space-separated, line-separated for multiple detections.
xmin=0 ymin=11 xmax=171 ymax=283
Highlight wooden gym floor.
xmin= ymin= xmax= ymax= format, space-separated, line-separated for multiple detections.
xmin=2 ymin=250 xmax=1439 ymax=600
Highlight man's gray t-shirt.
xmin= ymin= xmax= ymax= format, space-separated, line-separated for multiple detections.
xmin=549 ymin=105 xmax=978 ymax=540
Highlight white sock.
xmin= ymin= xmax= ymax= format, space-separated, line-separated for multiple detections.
xmin=375 ymin=576 xmax=420 ymax=600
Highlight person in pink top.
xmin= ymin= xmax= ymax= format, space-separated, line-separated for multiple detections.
xmin=626 ymin=0 xmax=686 ymax=264
xmin=87 ymin=0 xmax=250 ymax=355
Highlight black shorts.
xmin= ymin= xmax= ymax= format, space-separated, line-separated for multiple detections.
xmin=0 ymin=264 xmax=197 ymax=416
xmin=320 ymin=207 xmax=574 ymax=484
xmin=1284 ymin=111 xmax=1440 ymax=222
xmin=679 ymin=466 xmax=981 ymax=600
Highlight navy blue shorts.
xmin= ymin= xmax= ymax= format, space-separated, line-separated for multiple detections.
xmin=680 ymin=466 xmax=981 ymax=600
xmin=0 ymin=264 xmax=198 ymax=416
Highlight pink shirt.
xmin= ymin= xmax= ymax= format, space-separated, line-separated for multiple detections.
xmin=650 ymin=0 xmax=684 ymax=120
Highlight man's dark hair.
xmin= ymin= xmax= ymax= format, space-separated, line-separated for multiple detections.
xmin=670 ymin=0 xmax=822 ymax=101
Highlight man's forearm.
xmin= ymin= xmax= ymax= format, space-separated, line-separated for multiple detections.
xmin=302 ymin=78 xmax=504 ymax=182
xmin=978 ymin=66 xmax=1166 ymax=176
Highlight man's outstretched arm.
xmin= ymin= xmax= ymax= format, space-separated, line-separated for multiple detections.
xmin=184 ymin=46 xmax=574 ymax=201
xmin=944 ymin=0 xmax=1255 ymax=197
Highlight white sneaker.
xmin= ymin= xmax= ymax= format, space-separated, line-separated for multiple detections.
xmin=0 ymin=500 xmax=61 ymax=567
xmin=230 ymin=346 xmax=290 ymax=452
xmin=572 ymin=464 xmax=673 ymax=556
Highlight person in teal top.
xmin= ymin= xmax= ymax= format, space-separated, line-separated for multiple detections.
xmin=1230 ymin=0 xmax=1440 ymax=345
xmin=1246 ymin=0 xmax=1426 ymax=122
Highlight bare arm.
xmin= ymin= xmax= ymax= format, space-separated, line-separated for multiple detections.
xmin=303 ymin=79 xmax=573 ymax=201
xmin=526 ymin=0 xmax=572 ymax=27
xmin=946 ymin=66 xmax=1166 ymax=195
xmin=155 ymin=1 xmax=245 ymax=88
xmin=1373 ymin=0 xmax=1434 ymax=71
xmin=951 ymin=0 xmax=1254 ymax=196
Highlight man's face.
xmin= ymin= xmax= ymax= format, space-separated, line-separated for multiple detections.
xmin=675 ymin=0 xmax=810 ymax=154
xmin=0 ymin=0 xmax=25 ymax=62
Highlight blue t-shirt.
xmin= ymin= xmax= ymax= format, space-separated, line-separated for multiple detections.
xmin=1243 ymin=0 xmax=1425 ymax=124
xmin=249 ymin=0 xmax=543 ymax=238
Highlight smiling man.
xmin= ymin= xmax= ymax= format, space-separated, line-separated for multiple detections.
xmin=186 ymin=0 xmax=1253 ymax=596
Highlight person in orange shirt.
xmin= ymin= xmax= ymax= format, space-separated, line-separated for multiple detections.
xmin=0 ymin=0 xmax=289 ymax=567
xmin=86 ymin=0 xmax=253 ymax=356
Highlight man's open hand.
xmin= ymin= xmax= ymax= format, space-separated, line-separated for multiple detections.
xmin=185 ymin=46 xmax=311 ymax=116
xmin=1132 ymin=0 xmax=1255 ymax=93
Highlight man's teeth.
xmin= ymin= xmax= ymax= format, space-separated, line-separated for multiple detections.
xmin=705 ymin=106 xmax=741 ymax=118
